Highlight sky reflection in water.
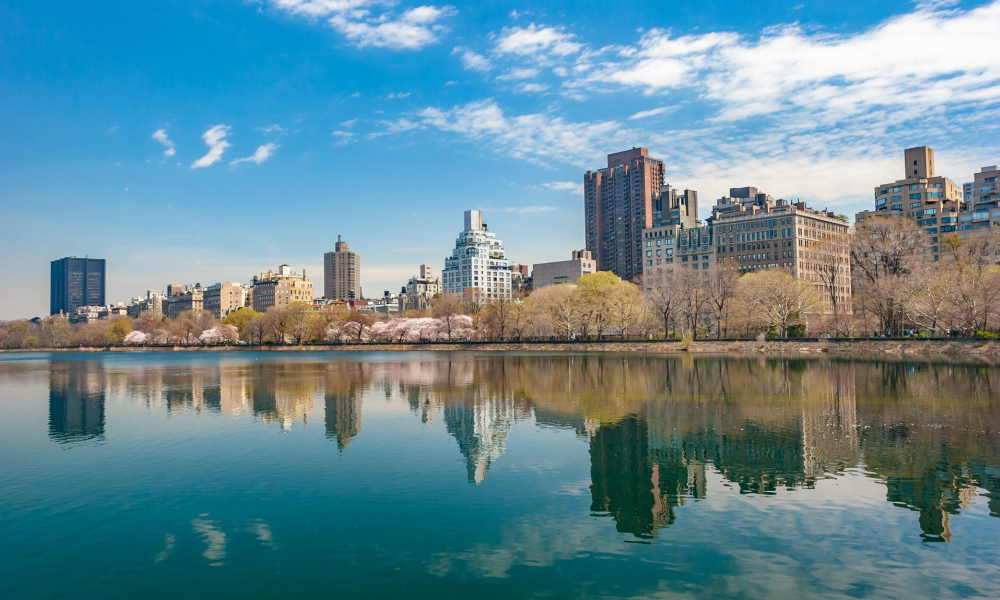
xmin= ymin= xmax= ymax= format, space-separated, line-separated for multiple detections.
xmin=1 ymin=351 xmax=999 ymax=599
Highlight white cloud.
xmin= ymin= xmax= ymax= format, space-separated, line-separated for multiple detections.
xmin=455 ymin=47 xmax=492 ymax=71
xmin=340 ymin=119 xmax=358 ymax=127
xmin=577 ymin=2 xmax=1000 ymax=126
xmin=367 ymin=118 xmax=422 ymax=139
xmin=499 ymin=206 xmax=558 ymax=214
xmin=386 ymin=92 xmax=411 ymax=99
xmin=152 ymin=128 xmax=176 ymax=157
xmin=628 ymin=107 xmax=672 ymax=120
xmin=328 ymin=5 xmax=456 ymax=50
xmin=258 ymin=124 xmax=287 ymax=133
xmin=269 ymin=1 xmax=456 ymax=50
xmin=332 ymin=130 xmax=356 ymax=146
xmin=496 ymin=67 xmax=539 ymax=81
xmin=269 ymin=0 xmax=373 ymax=18
xmin=191 ymin=125 xmax=231 ymax=169
xmin=541 ymin=181 xmax=583 ymax=194
xmin=495 ymin=24 xmax=582 ymax=57
xmin=515 ymin=82 xmax=548 ymax=93
xmin=230 ymin=142 xmax=280 ymax=166
xmin=418 ymin=99 xmax=635 ymax=167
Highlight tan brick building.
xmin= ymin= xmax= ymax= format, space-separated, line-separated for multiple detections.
xmin=714 ymin=199 xmax=852 ymax=313
xmin=643 ymin=189 xmax=852 ymax=314
xmin=251 ymin=265 xmax=313 ymax=312
xmin=324 ymin=236 xmax=361 ymax=301
xmin=163 ymin=286 xmax=203 ymax=319
xmin=855 ymin=146 xmax=963 ymax=261
xmin=204 ymin=282 xmax=248 ymax=318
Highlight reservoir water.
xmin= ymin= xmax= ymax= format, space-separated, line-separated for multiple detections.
xmin=1 ymin=351 xmax=999 ymax=599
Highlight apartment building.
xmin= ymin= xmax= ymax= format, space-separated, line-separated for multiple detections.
xmin=251 ymin=265 xmax=314 ymax=312
xmin=855 ymin=146 xmax=964 ymax=261
xmin=643 ymin=186 xmax=851 ymax=313
xmin=204 ymin=282 xmax=248 ymax=318
xmin=163 ymin=285 xmax=203 ymax=319
xmin=532 ymin=250 xmax=597 ymax=289
xmin=324 ymin=236 xmax=361 ymax=301
xmin=713 ymin=198 xmax=852 ymax=312
xmin=641 ymin=223 xmax=715 ymax=284
xmin=126 ymin=291 xmax=164 ymax=318
xmin=442 ymin=210 xmax=512 ymax=300
xmin=585 ymin=148 xmax=665 ymax=281
xmin=959 ymin=165 xmax=1000 ymax=233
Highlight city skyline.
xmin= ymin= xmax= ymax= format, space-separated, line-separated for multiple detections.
xmin=3 ymin=0 xmax=1000 ymax=319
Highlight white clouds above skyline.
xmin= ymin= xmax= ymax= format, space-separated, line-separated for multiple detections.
xmin=541 ymin=181 xmax=583 ymax=194
xmin=191 ymin=125 xmax=232 ymax=169
xmin=494 ymin=24 xmax=581 ymax=58
xmin=152 ymin=128 xmax=176 ymax=156
xmin=230 ymin=142 xmax=280 ymax=166
xmin=271 ymin=1 xmax=456 ymax=50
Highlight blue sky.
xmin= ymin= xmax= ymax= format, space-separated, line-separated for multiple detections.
xmin=2 ymin=0 xmax=999 ymax=319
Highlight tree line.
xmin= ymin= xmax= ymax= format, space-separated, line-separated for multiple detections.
xmin=2 ymin=216 xmax=999 ymax=349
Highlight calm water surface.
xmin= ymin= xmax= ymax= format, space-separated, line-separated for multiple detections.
xmin=1 ymin=351 xmax=999 ymax=599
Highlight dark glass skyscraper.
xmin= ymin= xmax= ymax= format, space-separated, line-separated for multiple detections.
xmin=50 ymin=257 xmax=105 ymax=315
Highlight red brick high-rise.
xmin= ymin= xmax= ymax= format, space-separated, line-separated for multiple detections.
xmin=584 ymin=148 xmax=665 ymax=281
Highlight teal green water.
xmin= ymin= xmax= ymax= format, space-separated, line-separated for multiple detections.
xmin=1 ymin=352 xmax=999 ymax=599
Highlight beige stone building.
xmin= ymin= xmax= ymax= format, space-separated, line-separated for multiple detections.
xmin=643 ymin=189 xmax=852 ymax=314
xmin=324 ymin=236 xmax=361 ymax=301
xmin=163 ymin=286 xmax=203 ymax=319
xmin=531 ymin=250 xmax=597 ymax=288
xmin=855 ymin=146 xmax=963 ymax=261
xmin=127 ymin=290 xmax=163 ymax=318
xmin=398 ymin=264 xmax=441 ymax=312
xmin=251 ymin=265 xmax=314 ymax=312
xmin=204 ymin=282 xmax=248 ymax=318
xmin=714 ymin=198 xmax=852 ymax=313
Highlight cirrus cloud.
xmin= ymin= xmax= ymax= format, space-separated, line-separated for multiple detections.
xmin=230 ymin=142 xmax=280 ymax=166
xmin=152 ymin=129 xmax=176 ymax=157
xmin=191 ymin=125 xmax=231 ymax=169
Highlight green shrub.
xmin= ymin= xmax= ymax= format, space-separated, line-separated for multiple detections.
xmin=787 ymin=323 xmax=808 ymax=338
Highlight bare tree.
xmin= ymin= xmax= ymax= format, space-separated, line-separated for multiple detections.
xmin=677 ymin=270 xmax=710 ymax=338
xmin=707 ymin=269 xmax=739 ymax=339
xmin=431 ymin=293 xmax=464 ymax=341
xmin=606 ymin=280 xmax=645 ymax=339
xmin=906 ymin=262 xmax=952 ymax=335
xmin=575 ymin=272 xmax=619 ymax=339
xmin=479 ymin=297 xmax=515 ymax=341
xmin=526 ymin=284 xmax=578 ymax=339
xmin=736 ymin=269 xmax=823 ymax=337
xmin=851 ymin=216 xmax=921 ymax=336
xmin=243 ymin=313 xmax=267 ymax=345
xmin=940 ymin=231 xmax=1000 ymax=335
xmin=284 ymin=301 xmax=318 ymax=344
xmin=645 ymin=268 xmax=683 ymax=339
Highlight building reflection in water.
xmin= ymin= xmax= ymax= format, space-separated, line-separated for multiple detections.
xmin=42 ymin=354 xmax=1000 ymax=542
xmin=324 ymin=364 xmax=364 ymax=450
xmin=48 ymin=361 xmax=106 ymax=443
